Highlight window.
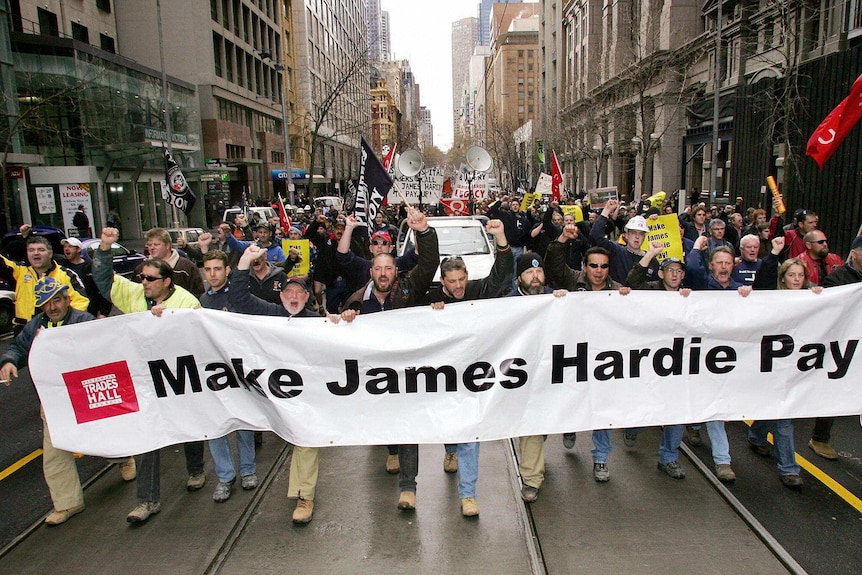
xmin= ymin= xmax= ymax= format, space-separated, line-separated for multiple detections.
xmin=100 ymin=33 xmax=115 ymax=53
xmin=97 ymin=0 xmax=112 ymax=13
xmin=212 ymin=0 xmax=218 ymax=21
xmin=38 ymin=8 xmax=59 ymax=37
xmin=213 ymin=32 xmax=223 ymax=77
xmin=72 ymin=22 xmax=89 ymax=43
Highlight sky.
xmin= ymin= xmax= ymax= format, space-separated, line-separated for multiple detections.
xmin=385 ymin=0 xmax=479 ymax=152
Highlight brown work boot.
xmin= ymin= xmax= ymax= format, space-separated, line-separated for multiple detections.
xmin=44 ymin=504 xmax=85 ymax=526
xmin=808 ymin=439 xmax=838 ymax=460
xmin=443 ymin=452 xmax=458 ymax=473
xmin=715 ymin=463 xmax=736 ymax=483
xmin=292 ymin=498 xmax=314 ymax=524
xmin=385 ymin=454 xmax=400 ymax=474
xmin=119 ymin=457 xmax=137 ymax=481
xmin=397 ymin=491 xmax=416 ymax=510
xmin=461 ymin=497 xmax=479 ymax=517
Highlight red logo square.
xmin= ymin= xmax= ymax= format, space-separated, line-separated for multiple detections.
xmin=62 ymin=361 xmax=140 ymax=424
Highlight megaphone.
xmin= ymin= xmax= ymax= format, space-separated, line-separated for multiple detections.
xmin=466 ymin=146 xmax=493 ymax=173
xmin=398 ymin=149 xmax=424 ymax=178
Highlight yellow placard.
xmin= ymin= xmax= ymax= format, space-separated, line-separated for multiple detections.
xmin=646 ymin=214 xmax=684 ymax=262
xmin=559 ymin=204 xmax=584 ymax=222
xmin=282 ymin=239 xmax=310 ymax=277
xmin=645 ymin=191 xmax=667 ymax=210
xmin=521 ymin=192 xmax=538 ymax=212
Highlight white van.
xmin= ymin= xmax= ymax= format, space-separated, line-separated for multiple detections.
xmin=222 ymin=206 xmax=277 ymax=226
xmin=312 ymin=196 xmax=344 ymax=212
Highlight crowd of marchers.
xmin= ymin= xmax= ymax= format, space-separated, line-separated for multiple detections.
xmin=1 ymin=188 xmax=859 ymax=528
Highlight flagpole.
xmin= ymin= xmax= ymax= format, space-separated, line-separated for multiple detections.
xmin=157 ymin=0 xmax=180 ymax=228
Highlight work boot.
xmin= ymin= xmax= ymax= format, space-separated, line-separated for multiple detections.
xmin=443 ymin=452 xmax=458 ymax=473
xmin=593 ymin=462 xmax=610 ymax=482
xmin=241 ymin=473 xmax=258 ymax=490
xmin=520 ymin=485 xmax=539 ymax=503
xmin=44 ymin=504 xmax=85 ymax=526
xmin=119 ymin=457 xmax=137 ymax=481
xmin=686 ymin=427 xmax=703 ymax=447
xmin=397 ymin=491 xmax=416 ymax=510
xmin=780 ymin=474 xmax=804 ymax=489
xmin=126 ymin=502 xmax=161 ymax=523
xmin=292 ymin=498 xmax=314 ymax=524
xmin=186 ymin=472 xmax=206 ymax=491
xmin=808 ymin=439 xmax=838 ymax=460
xmin=715 ymin=463 xmax=736 ymax=483
xmin=461 ymin=497 xmax=479 ymax=517
xmin=385 ymin=454 xmax=400 ymax=474
xmin=562 ymin=433 xmax=577 ymax=449
xmin=623 ymin=430 xmax=637 ymax=447
xmin=657 ymin=460 xmax=686 ymax=479
xmin=212 ymin=480 xmax=234 ymax=503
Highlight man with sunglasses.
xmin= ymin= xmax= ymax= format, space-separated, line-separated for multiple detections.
xmin=420 ymin=219 xmax=512 ymax=517
xmin=546 ymin=230 xmax=629 ymax=481
xmin=93 ymin=227 xmax=203 ymax=524
xmin=798 ymin=230 xmax=843 ymax=285
xmin=769 ymin=207 xmax=819 ymax=258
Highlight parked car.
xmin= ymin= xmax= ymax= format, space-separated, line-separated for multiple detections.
xmin=0 ymin=290 xmax=14 ymax=333
xmin=166 ymin=227 xmax=206 ymax=250
xmin=79 ymin=238 xmax=146 ymax=277
xmin=313 ymin=196 xmax=344 ymax=212
xmin=397 ymin=216 xmax=495 ymax=285
xmin=1 ymin=225 xmax=67 ymax=262
xmin=222 ymin=207 xmax=277 ymax=227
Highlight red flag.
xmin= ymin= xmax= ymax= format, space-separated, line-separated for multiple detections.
xmin=551 ymin=151 xmax=563 ymax=202
xmin=383 ymin=144 xmax=397 ymax=171
xmin=440 ymin=198 xmax=469 ymax=216
xmin=277 ymin=193 xmax=292 ymax=233
xmin=806 ymin=72 xmax=862 ymax=170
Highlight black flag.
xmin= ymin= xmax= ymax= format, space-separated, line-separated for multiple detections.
xmin=356 ymin=137 xmax=392 ymax=239
xmin=163 ymin=148 xmax=196 ymax=215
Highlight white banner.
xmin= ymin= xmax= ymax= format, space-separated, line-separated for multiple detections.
xmin=453 ymin=174 xmax=488 ymax=201
xmin=535 ymin=173 xmax=553 ymax=195
xmin=388 ymin=168 xmax=446 ymax=205
xmin=29 ymin=285 xmax=862 ymax=458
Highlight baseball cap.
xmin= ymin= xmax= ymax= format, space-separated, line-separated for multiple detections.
xmin=851 ymin=236 xmax=862 ymax=250
xmin=371 ymin=230 xmax=392 ymax=243
xmin=61 ymin=237 xmax=83 ymax=248
xmin=624 ymin=215 xmax=650 ymax=233
xmin=255 ymin=222 xmax=273 ymax=232
xmin=34 ymin=276 xmax=69 ymax=307
xmin=283 ymin=277 xmax=310 ymax=292
xmin=660 ymin=257 xmax=683 ymax=270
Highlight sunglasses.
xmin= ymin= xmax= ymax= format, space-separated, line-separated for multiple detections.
xmin=810 ymin=239 xmax=828 ymax=245
xmin=140 ymin=274 xmax=166 ymax=282
xmin=370 ymin=240 xmax=390 ymax=246
xmin=587 ymin=263 xmax=610 ymax=269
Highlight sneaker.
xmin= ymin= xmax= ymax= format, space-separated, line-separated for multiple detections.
xmin=443 ymin=452 xmax=458 ymax=473
xmin=593 ymin=462 xmax=610 ymax=482
xmin=213 ymin=480 xmax=234 ymax=503
xmin=748 ymin=440 xmax=772 ymax=457
xmin=385 ymin=454 xmax=400 ymax=474
xmin=119 ymin=457 xmax=137 ymax=481
xmin=715 ymin=463 xmax=736 ymax=483
xmin=520 ymin=485 xmax=539 ymax=503
xmin=623 ymin=430 xmax=637 ymax=447
xmin=687 ymin=427 xmax=703 ymax=447
xmin=780 ymin=474 xmax=804 ymax=489
xmin=397 ymin=491 xmax=416 ymax=510
xmin=126 ymin=502 xmax=161 ymax=523
xmin=562 ymin=433 xmax=577 ymax=449
xmin=808 ymin=439 xmax=839 ymax=460
xmin=461 ymin=497 xmax=479 ymax=517
xmin=657 ymin=460 xmax=686 ymax=479
xmin=241 ymin=473 xmax=258 ymax=490
xmin=292 ymin=498 xmax=314 ymax=524
xmin=187 ymin=472 xmax=206 ymax=491
xmin=44 ymin=504 xmax=85 ymax=526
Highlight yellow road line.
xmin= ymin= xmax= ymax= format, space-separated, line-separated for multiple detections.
xmin=743 ymin=420 xmax=862 ymax=513
xmin=0 ymin=449 xmax=42 ymax=481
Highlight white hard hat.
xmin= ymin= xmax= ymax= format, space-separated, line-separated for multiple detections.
xmin=624 ymin=215 xmax=650 ymax=233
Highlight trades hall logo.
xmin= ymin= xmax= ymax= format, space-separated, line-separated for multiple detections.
xmin=63 ymin=361 xmax=140 ymax=423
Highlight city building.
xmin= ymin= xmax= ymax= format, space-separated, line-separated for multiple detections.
xmin=451 ymin=16 xmax=477 ymax=142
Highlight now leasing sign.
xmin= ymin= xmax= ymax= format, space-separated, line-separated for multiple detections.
xmin=30 ymin=285 xmax=862 ymax=458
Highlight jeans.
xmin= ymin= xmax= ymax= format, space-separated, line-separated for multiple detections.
xmin=702 ymin=421 xmax=731 ymax=465
xmin=658 ymin=425 xmax=686 ymax=465
xmin=749 ymin=420 xmax=800 ymax=475
xmin=208 ymin=431 xmax=255 ymax=483
xmin=591 ymin=429 xmax=613 ymax=463
xmin=811 ymin=417 xmax=835 ymax=443
xmin=398 ymin=444 xmax=419 ymax=493
xmin=136 ymin=441 xmax=205 ymax=503
xmin=456 ymin=442 xmax=479 ymax=499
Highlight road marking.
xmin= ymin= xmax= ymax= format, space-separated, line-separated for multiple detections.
xmin=0 ymin=449 xmax=42 ymax=481
xmin=745 ymin=421 xmax=862 ymax=513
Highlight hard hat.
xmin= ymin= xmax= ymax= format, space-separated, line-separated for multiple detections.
xmin=624 ymin=215 xmax=650 ymax=233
